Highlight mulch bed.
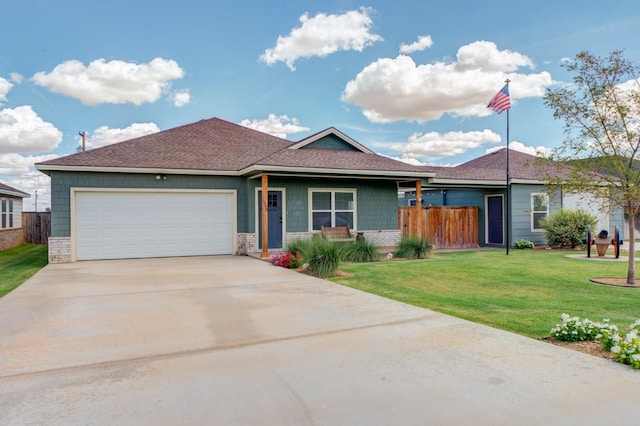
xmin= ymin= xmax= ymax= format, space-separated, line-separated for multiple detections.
xmin=589 ymin=277 xmax=640 ymax=287
xmin=543 ymin=338 xmax=616 ymax=361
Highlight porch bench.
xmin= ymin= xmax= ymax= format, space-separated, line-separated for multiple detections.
xmin=321 ymin=225 xmax=356 ymax=242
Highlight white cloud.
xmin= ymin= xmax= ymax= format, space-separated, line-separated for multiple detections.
xmin=485 ymin=141 xmax=552 ymax=157
xmin=455 ymin=41 xmax=533 ymax=72
xmin=260 ymin=8 xmax=382 ymax=71
xmin=0 ymin=77 xmax=13 ymax=104
xmin=342 ymin=40 xmax=553 ymax=123
xmin=385 ymin=155 xmax=425 ymax=166
xmin=31 ymin=58 xmax=186 ymax=106
xmin=390 ymin=129 xmax=502 ymax=159
xmin=0 ymin=106 xmax=62 ymax=154
xmin=5 ymin=172 xmax=52 ymax=211
xmin=85 ymin=122 xmax=161 ymax=149
xmin=239 ymin=114 xmax=310 ymax=138
xmin=10 ymin=73 xmax=23 ymax=84
xmin=399 ymin=35 xmax=433 ymax=54
xmin=0 ymin=153 xmax=58 ymax=176
xmin=169 ymin=90 xmax=190 ymax=107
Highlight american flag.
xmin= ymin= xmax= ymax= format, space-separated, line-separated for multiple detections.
xmin=487 ymin=84 xmax=511 ymax=114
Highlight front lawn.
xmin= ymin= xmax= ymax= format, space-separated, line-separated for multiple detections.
xmin=332 ymin=249 xmax=640 ymax=338
xmin=0 ymin=244 xmax=49 ymax=297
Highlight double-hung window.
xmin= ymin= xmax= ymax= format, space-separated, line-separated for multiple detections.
xmin=310 ymin=189 xmax=356 ymax=230
xmin=531 ymin=193 xmax=548 ymax=231
xmin=1 ymin=198 xmax=12 ymax=229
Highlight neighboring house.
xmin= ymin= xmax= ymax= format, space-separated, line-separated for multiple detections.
xmin=0 ymin=182 xmax=30 ymax=251
xmin=36 ymin=117 xmax=431 ymax=263
xmin=399 ymin=148 xmax=624 ymax=248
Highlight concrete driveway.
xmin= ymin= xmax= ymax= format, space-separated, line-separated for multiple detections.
xmin=1 ymin=256 xmax=638 ymax=425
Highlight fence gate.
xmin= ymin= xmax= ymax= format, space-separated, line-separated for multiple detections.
xmin=399 ymin=206 xmax=478 ymax=249
xmin=22 ymin=212 xmax=51 ymax=244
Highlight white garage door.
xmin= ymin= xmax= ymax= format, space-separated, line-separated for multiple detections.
xmin=75 ymin=191 xmax=234 ymax=260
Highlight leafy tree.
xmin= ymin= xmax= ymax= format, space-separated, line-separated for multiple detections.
xmin=543 ymin=50 xmax=640 ymax=284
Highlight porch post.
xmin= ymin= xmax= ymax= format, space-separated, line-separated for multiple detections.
xmin=415 ymin=179 xmax=423 ymax=239
xmin=260 ymin=174 xmax=270 ymax=258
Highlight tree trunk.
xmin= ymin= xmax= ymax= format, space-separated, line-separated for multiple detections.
xmin=627 ymin=210 xmax=636 ymax=285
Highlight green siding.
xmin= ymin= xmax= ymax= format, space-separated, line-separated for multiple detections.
xmin=49 ymin=171 xmax=248 ymax=237
xmin=249 ymin=177 xmax=398 ymax=232
xmin=51 ymin=171 xmax=400 ymax=239
xmin=301 ymin=135 xmax=358 ymax=151
xmin=510 ymin=184 xmax=553 ymax=246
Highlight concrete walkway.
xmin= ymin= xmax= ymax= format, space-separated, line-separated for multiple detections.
xmin=1 ymin=256 xmax=639 ymax=425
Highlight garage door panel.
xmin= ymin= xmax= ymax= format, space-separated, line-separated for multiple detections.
xmin=75 ymin=191 xmax=234 ymax=260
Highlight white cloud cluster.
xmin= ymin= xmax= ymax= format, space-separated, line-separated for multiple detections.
xmin=390 ymin=129 xmax=502 ymax=160
xmin=0 ymin=106 xmax=62 ymax=154
xmin=486 ymin=141 xmax=553 ymax=157
xmin=86 ymin=122 xmax=161 ymax=149
xmin=0 ymin=153 xmax=58 ymax=175
xmin=31 ymin=58 xmax=186 ymax=106
xmin=399 ymin=35 xmax=433 ymax=54
xmin=239 ymin=114 xmax=310 ymax=138
xmin=342 ymin=40 xmax=553 ymax=123
xmin=6 ymin=171 xmax=52 ymax=210
xmin=0 ymin=77 xmax=13 ymax=104
xmin=260 ymin=8 xmax=382 ymax=71
xmin=169 ymin=90 xmax=191 ymax=107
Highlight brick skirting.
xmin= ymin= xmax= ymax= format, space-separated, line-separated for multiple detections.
xmin=0 ymin=228 xmax=25 ymax=251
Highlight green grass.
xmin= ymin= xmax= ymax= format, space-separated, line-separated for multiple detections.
xmin=0 ymin=244 xmax=48 ymax=297
xmin=332 ymin=249 xmax=640 ymax=338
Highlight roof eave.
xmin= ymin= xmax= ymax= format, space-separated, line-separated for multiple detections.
xmin=0 ymin=189 xmax=30 ymax=198
xmin=243 ymin=164 xmax=434 ymax=179
xmin=35 ymin=164 xmax=242 ymax=176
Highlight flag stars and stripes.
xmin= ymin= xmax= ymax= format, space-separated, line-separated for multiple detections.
xmin=487 ymin=84 xmax=511 ymax=114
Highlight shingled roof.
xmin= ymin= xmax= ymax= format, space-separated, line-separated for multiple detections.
xmin=36 ymin=117 xmax=430 ymax=178
xmin=0 ymin=182 xmax=30 ymax=198
xmin=427 ymin=148 xmax=569 ymax=183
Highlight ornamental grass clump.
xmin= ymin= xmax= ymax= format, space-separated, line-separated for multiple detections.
xmin=394 ymin=237 xmax=431 ymax=259
xmin=304 ymin=237 xmax=341 ymax=278
xmin=341 ymin=239 xmax=379 ymax=263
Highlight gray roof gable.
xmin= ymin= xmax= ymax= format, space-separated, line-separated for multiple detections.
xmin=36 ymin=117 xmax=431 ymax=179
xmin=0 ymin=182 xmax=30 ymax=198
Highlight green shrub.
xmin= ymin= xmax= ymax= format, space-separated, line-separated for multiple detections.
xmin=341 ymin=239 xmax=379 ymax=263
xmin=540 ymin=208 xmax=597 ymax=248
xmin=286 ymin=238 xmax=312 ymax=256
xmin=514 ymin=239 xmax=534 ymax=249
xmin=303 ymin=237 xmax=341 ymax=278
xmin=394 ymin=237 xmax=431 ymax=259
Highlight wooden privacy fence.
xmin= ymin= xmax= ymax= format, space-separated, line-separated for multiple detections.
xmin=398 ymin=206 xmax=479 ymax=249
xmin=22 ymin=212 xmax=51 ymax=244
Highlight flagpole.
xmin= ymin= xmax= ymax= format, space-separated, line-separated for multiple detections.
xmin=505 ymin=79 xmax=511 ymax=256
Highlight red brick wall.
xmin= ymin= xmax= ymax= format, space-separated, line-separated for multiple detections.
xmin=0 ymin=228 xmax=25 ymax=251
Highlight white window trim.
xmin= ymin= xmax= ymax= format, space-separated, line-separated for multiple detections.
xmin=531 ymin=192 xmax=549 ymax=232
xmin=1 ymin=198 xmax=13 ymax=229
xmin=308 ymin=188 xmax=357 ymax=232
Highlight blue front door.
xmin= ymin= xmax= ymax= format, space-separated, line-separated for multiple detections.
xmin=487 ymin=195 xmax=504 ymax=245
xmin=258 ymin=190 xmax=283 ymax=249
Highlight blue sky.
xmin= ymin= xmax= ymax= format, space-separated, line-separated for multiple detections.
xmin=1 ymin=0 xmax=639 ymax=210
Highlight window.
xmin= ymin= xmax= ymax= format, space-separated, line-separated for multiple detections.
xmin=310 ymin=189 xmax=356 ymax=230
xmin=531 ymin=193 xmax=548 ymax=231
xmin=1 ymin=198 xmax=11 ymax=228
